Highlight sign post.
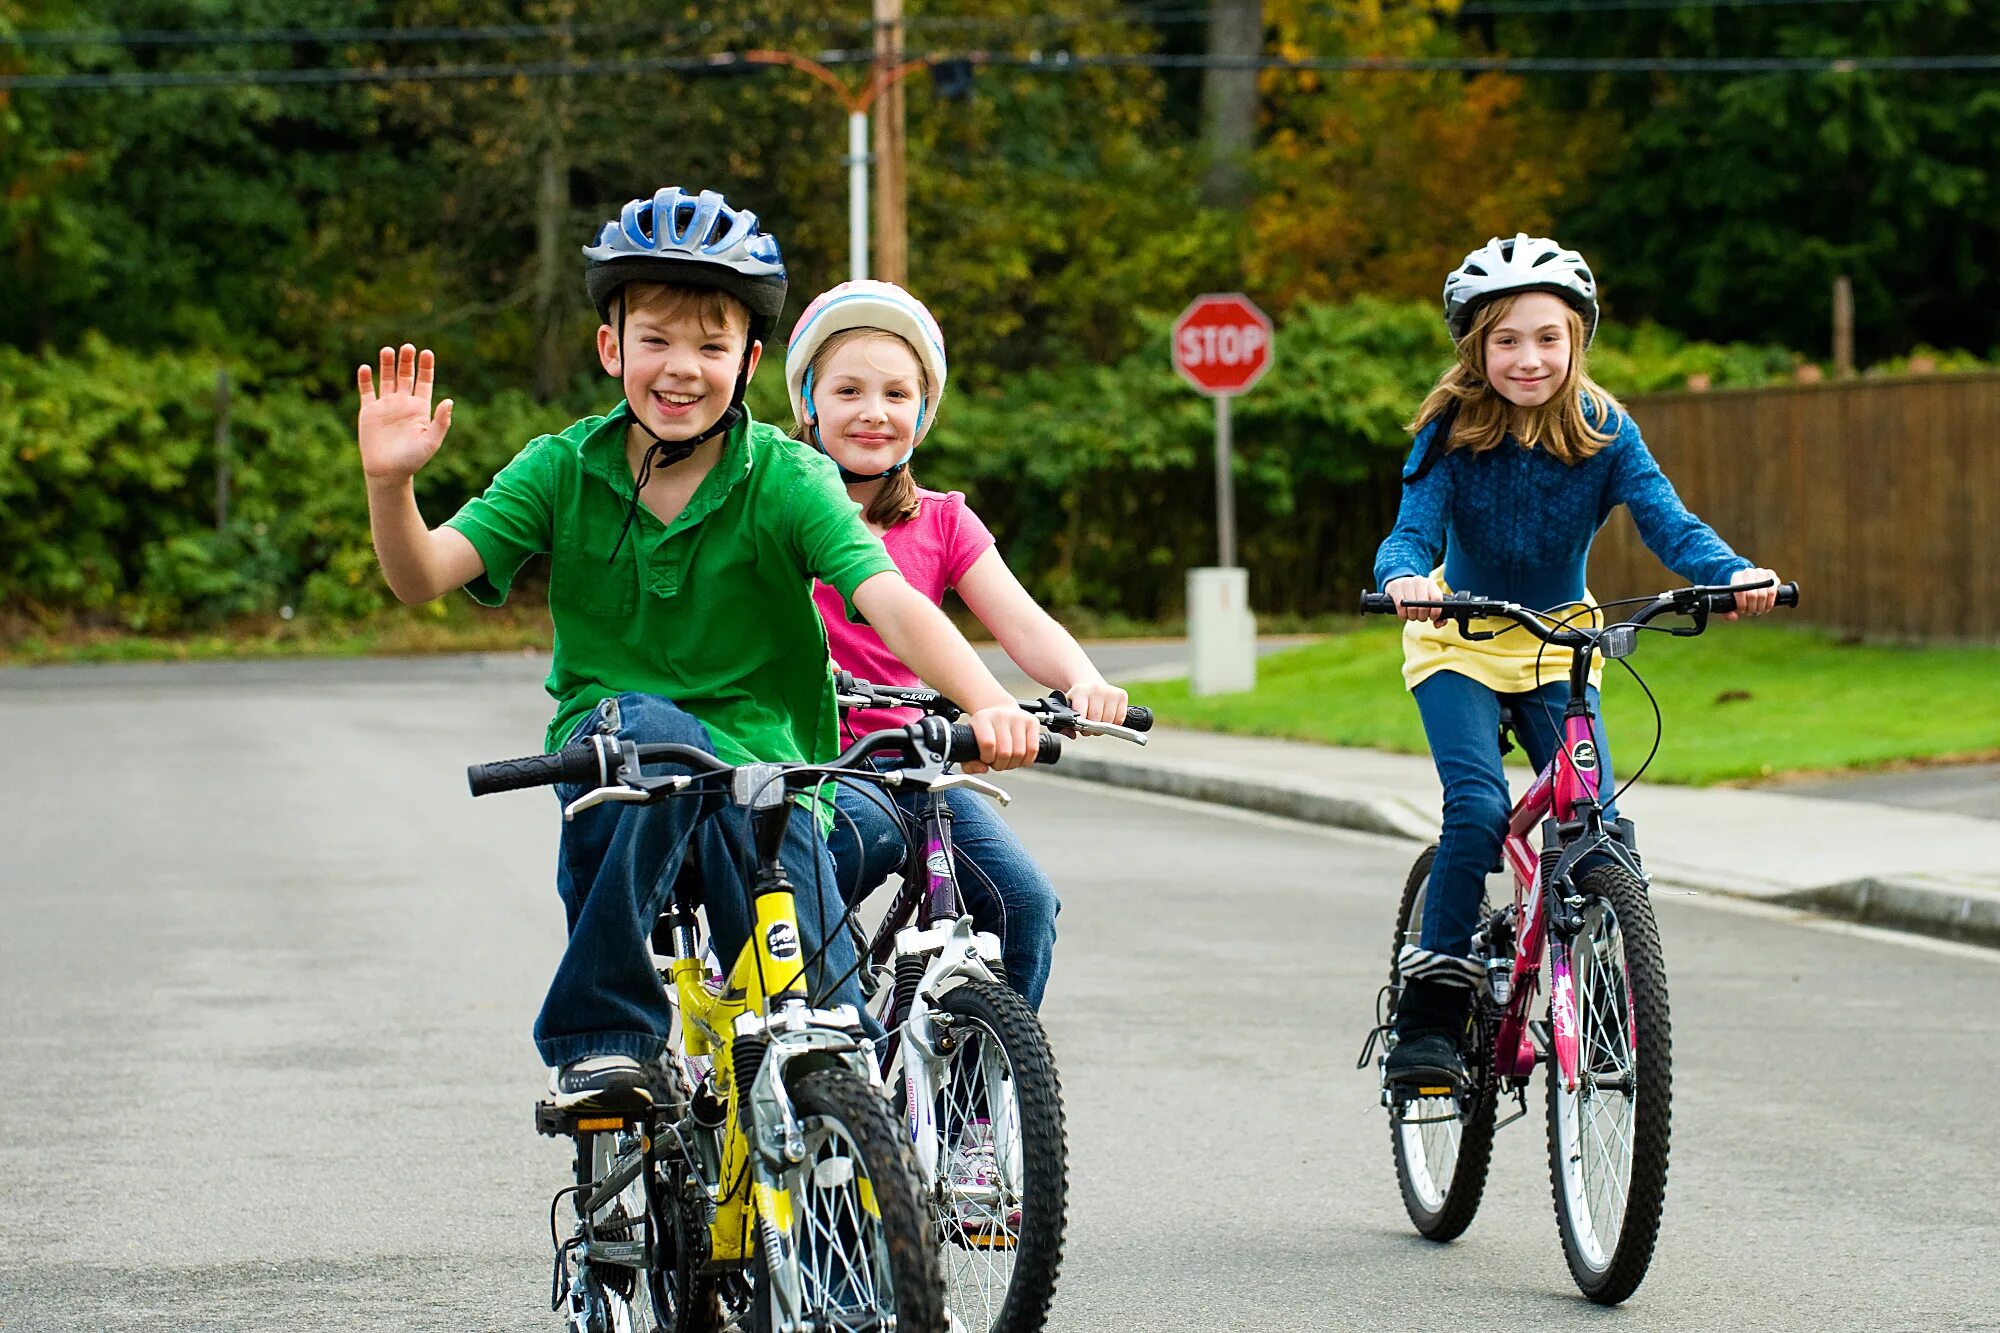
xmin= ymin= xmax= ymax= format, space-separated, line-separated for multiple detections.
xmin=1171 ymin=293 xmax=1273 ymax=696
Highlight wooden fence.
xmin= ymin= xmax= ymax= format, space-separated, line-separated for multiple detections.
xmin=1588 ymin=374 xmax=2000 ymax=642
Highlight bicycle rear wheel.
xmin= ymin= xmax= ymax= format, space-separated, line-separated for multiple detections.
xmin=1546 ymin=862 xmax=1672 ymax=1305
xmin=754 ymin=1066 xmax=944 ymax=1333
xmin=933 ymin=977 xmax=1068 ymax=1333
xmin=1386 ymin=845 xmax=1498 ymax=1242
xmin=571 ymin=1119 xmax=725 ymax=1333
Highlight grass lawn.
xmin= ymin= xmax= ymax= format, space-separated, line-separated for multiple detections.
xmin=0 ymin=599 xmax=557 ymax=666
xmin=1139 ymin=620 xmax=2000 ymax=786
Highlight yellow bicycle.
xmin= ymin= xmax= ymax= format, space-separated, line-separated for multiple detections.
xmin=470 ymin=720 xmax=1014 ymax=1332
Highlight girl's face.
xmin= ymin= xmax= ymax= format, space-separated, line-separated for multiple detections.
xmin=1483 ymin=292 xmax=1574 ymax=409
xmin=808 ymin=335 xmax=925 ymax=475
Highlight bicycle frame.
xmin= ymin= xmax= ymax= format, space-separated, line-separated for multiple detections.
xmin=1489 ymin=648 xmax=1641 ymax=1096
xmin=861 ymin=786 xmax=1010 ymax=1180
xmin=575 ymin=771 xmax=882 ymax=1327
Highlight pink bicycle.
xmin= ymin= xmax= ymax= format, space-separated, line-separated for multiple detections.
xmin=1356 ymin=578 xmax=1798 ymax=1305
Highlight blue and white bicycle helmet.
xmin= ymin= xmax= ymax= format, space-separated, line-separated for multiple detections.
xmin=1443 ymin=234 xmax=1599 ymax=347
xmin=582 ymin=187 xmax=788 ymax=339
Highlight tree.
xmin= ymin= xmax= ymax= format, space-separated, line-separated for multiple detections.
xmin=1506 ymin=0 xmax=2000 ymax=358
xmin=1245 ymin=0 xmax=1607 ymax=314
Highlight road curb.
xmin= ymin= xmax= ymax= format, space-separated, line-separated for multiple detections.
xmin=1055 ymin=750 xmax=2000 ymax=950
xmin=1052 ymin=750 xmax=1437 ymax=844
xmin=1777 ymin=876 xmax=2000 ymax=949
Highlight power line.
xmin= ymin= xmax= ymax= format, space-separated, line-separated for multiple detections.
xmin=0 ymin=0 xmax=1911 ymax=55
xmin=3 ymin=44 xmax=1990 ymax=93
xmin=1455 ymin=0 xmax=1898 ymax=12
xmin=4 ymin=10 xmax=1194 ymax=52
xmin=972 ymin=49 xmax=2000 ymax=73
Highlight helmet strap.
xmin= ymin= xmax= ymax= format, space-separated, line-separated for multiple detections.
xmin=607 ymin=289 xmax=752 ymax=564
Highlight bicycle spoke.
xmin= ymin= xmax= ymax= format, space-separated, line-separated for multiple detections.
xmin=935 ymin=1011 xmax=1024 ymax=1327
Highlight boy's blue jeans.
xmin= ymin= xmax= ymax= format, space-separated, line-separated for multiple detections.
xmin=534 ymin=693 xmax=872 ymax=1068
xmin=1408 ymin=670 xmax=1620 ymax=986
xmin=826 ymin=769 xmax=1060 ymax=1011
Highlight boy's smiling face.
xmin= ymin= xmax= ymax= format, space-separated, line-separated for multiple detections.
xmin=597 ymin=292 xmax=762 ymax=442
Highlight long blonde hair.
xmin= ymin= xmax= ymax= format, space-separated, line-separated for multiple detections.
xmin=789 ymin=327 xmax=933 ymax=527
xmin=1409 ymin=295 xmax=1623 ymax=464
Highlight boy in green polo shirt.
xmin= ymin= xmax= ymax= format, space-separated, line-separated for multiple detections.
xmin=353 ymin=186 xmax=1039 ymax=1110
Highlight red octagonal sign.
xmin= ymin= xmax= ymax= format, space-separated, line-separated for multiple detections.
xmin=1172 ymin=292 xmax=1274 ymax=397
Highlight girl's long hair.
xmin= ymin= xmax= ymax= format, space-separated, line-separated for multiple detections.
xmin=1408 ymin=295 xmax=1623 ymax=465
xmin=789 ymin=326 xmax=930 ymax=527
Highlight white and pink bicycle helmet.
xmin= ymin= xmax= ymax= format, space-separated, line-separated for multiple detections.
xmin=785 ymin=281 xmax=949 ymax=477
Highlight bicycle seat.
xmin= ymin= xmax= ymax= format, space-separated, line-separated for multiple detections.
xmin=1496 ymin=702 xmax=1522 ymax=757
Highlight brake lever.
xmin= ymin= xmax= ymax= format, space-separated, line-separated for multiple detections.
xmin=927 ymin=772 xmax=1013 ymax=807
xmin=562 ymin=774 xmax=692 ymax=821
xmin=1075 ymin=719 xmax=1149 ymax=745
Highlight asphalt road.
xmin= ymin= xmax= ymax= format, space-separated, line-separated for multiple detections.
xmin=3 ymin=657 xmax=1996 ymax=1331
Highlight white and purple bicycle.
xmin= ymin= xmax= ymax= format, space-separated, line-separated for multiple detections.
xmin=832 ymin=673 xmax=1151 ymax=1333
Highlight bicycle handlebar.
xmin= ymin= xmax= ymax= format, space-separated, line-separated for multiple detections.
xmin=466 ymin=743 xmax=615 ymax=797
xmin=1358 ymin=579 xmax=1799 ymax=646
xmin=468 ymin=716 xmax=1057 ymax=801
xmin=834 ymin=670 xmax=1154 ymax=737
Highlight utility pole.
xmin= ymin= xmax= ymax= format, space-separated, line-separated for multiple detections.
xmin=1833 ymin=274 xmax=1855 ymax=379
xmin=1201 ymin=0 xmax=1263 ymax=207
xmin=531 ymin=1 xmax=575 ymax=400
xmin=873 ymin=0 xmax=909 ymax=286
xmin=737 ymin=48 xmax=929 ymax=283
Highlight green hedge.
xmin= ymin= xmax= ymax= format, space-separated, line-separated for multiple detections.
xmin=1 ymin=302 xmax=1828 ymax=630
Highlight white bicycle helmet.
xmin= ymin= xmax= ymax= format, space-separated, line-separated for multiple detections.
xmin=1443 ymin=234 xmax=1599 ymax=347
xmin=786 ymin=280 xmax=949 ymax=443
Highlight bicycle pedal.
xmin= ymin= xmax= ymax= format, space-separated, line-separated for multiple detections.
xmin=536 ymin=1101 xmax=639 ymax=1139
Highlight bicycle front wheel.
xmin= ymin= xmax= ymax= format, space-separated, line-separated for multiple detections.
xmin=754 ymin=1067 xmax=944 ymax=1333
xmin=933 ymin=977 xmax=1068 ymax=1333
xmin=1546 ymin=862 xmax=1672 ymax=1305
xmin=1386 ymin=845 xmax=1498 ymax=1242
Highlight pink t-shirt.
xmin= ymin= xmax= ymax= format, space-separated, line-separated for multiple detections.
xmin=815 ymin=487 xmax=996 ymax=741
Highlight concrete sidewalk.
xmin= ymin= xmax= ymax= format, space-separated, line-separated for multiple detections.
xmin=1053 ymin=727 xmax=2000 ymax=947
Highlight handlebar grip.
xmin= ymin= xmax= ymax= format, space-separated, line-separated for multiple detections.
xmin=1359 ymin=592 xmax=1398 ymax=614
xmin=467 ymin=742 xmax=603 ymax=797
xmin=1123 ymin=705 xmax=1154 ymax=733
xmin=944 ymin=724 xmax=1062 ymax=766
xmin=1704 ymin=580 xmax=1801 ymax=615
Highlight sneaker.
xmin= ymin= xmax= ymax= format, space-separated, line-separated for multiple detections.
xmin=1383 ymin=1031 xmax=1468 ymax=1092
xmin=945 ymin=1120 xmax=1020 ymax=1248
xmin=549 ymin=1055 xmax=654 ymax=1111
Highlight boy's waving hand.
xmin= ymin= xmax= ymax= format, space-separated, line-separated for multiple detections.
xmin=357 ymin=344 xmax=455 ymax=481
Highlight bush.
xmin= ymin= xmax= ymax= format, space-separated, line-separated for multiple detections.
xmin=0 ymin=302 xmax=1847 ymax=630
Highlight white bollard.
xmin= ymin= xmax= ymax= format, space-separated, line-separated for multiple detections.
xmin=1187 ymin=566 xmax=1256 ymax=696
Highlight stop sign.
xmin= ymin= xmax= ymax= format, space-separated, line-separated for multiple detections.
xmin=1172 ymin=293 xmax=1274 ymax=396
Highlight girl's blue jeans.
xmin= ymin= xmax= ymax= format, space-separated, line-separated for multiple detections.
xmin=533 ymin=693 xmax=872 ymax=1068
xmin=826 ymin=767 xmax=1061 ymax=1011
xmin=1409 ymin=670 xmax=1619 ymax=986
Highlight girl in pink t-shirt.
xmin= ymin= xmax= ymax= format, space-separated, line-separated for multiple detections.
xmin=788 ymin=280 xmax=1126 ymax=1009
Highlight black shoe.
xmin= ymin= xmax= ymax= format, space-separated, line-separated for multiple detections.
xmin=549 ymin=1055 xmax=654 ymax=1111
xmin=1383 ymin=1031 xmax=1468 ymax=1091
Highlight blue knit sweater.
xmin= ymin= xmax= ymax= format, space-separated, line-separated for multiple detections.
xmin=1372 ymin=406 xmax=1751 ymax=612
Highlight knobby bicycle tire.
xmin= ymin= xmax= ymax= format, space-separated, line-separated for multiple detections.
xmin=1545 ymin=862 xmax=1672 ymax=1305
xmin=1387 ymin=844 xmax=1499 ymax=1242
xmin=934 ymin=977 xmax=1069 ymax=1333
xmin=753 ymin=1066 xmax=944 ymax=1333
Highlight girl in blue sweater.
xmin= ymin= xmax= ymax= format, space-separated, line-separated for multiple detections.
xmin=1373 ymin=235 xmax=1782 ymax=1088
